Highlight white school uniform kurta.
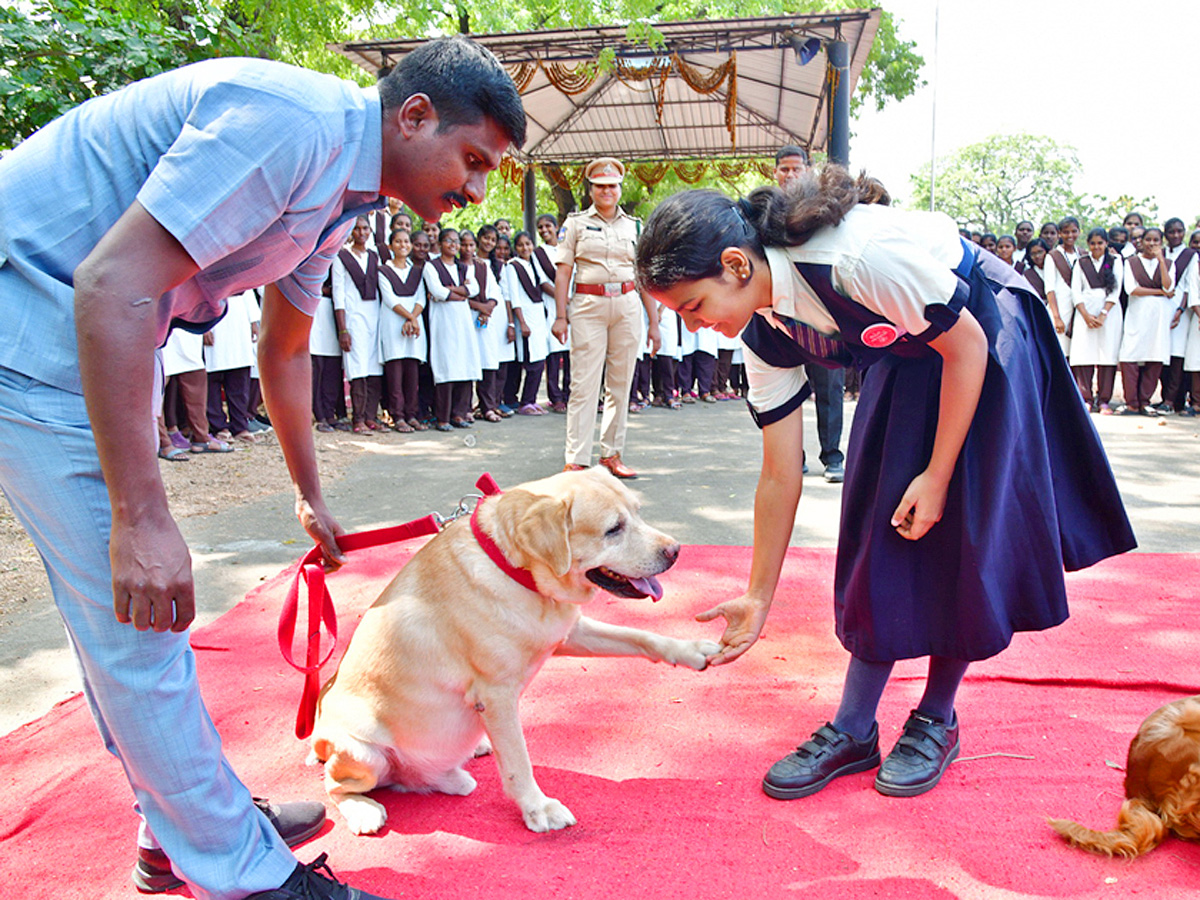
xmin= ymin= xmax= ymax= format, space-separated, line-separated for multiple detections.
xmin=535 ymin=245 xmax=571 ymax=353
xmin=657 ymin=306 xmax=683 ymax=360
xmin=1167 ymin=246 xmax=1197 ymax=358
xmin=332 ymin=247 xmax=382 ymax=380
xmin=204 ymin=289 xmax=259 ymax=372
xmin=247 ymin=289 xmax=262 ymax=380
xmin=695 ymin=325 xmax=720 ymax=357
xmin=423 ymin=259 xmax=482 ymax=383
xmin=472 ymin=261 xmax=511 ymax=371
xmin=1043 ymin=248 xmax=1079 ymax=356
xmin=717 ymin=327 xmax=744 ymax=365
xmin=680 ymin=322 xmax=697 ymax=357
xmin=161 ymin=328 xmax=204 ymax=377
xmin=1068 ymin=255 xmax=1123 ymax=367
xmin=1182 ymin=260 xmax=1200 ymax=371
xmin=1119 ymin=256 xmax=1174 ymax=364
xmin=309 ymin=291 xmax=341 ymax=357
xmin=377 ymin=262 xmax=427 ymax=363
xmin=502 ymin=257 xmax=549 ymax=364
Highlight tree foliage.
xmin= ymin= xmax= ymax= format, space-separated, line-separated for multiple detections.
xmin=0 ymin=0 xmax=213 ymax=149
xmin=3 ymin=0 xmax=923 ymax=149
xmin=908 ymin=133 xmax=1172 ymax=235
xmin=909 ymin=134 xmax=1085 ymax=234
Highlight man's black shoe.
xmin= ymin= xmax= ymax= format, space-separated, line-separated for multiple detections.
xmin=762 ymin=722 xmax=880 ymax=799
xmin=247 ymin=853 xmax=397 ymax=900
xmin=874 ymin=710 xmax=960 ymax=797
xmin=133 ymin=798 xmax=326 ymax=892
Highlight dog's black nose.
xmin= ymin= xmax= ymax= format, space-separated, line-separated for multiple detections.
xmin=661 ymin=543 xmax=680 ymax=566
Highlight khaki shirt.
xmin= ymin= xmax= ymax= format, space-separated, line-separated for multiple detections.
xmin=555 ymin=205 xmax=640 ymax=285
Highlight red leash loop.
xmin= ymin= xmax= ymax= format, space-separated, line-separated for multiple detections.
xmin=278 ymin=474 xmax=502 ymax=740
xmin=278 ymin=515 xmax=440 ymax=739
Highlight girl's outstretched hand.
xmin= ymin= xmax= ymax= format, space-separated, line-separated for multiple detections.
xmin=696 ymin=595 xmax=771 ymax=666
xmin=891 ymin=470 xmax=949 ymax=540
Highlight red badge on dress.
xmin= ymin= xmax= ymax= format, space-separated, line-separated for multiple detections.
xmin=860 ymin=323 xmax=901 ymax=348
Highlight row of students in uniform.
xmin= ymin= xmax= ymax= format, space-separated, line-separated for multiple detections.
xmin=988 ymin=216 xmax=1200 ymax=416
xmin=630 ymin=307 xmax=748 ymax=410
xmin=311 ymin=209 xmax=753 ymax=434
xmin=156 ymin=289 xmax=273 ymax=461
xmin=310 ymin=214 xmax=572 ymax=432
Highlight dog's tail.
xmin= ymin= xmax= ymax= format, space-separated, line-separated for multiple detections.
xmin=1048 ymin=798 xmax=1168 ymax=858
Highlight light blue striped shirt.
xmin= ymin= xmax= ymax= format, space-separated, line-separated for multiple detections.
xmin=0 ymin=57 xmax=384 ymax=392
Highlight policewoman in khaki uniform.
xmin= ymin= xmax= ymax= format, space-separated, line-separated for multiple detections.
xmin=552 ymin=157 xmax=661 ymax=477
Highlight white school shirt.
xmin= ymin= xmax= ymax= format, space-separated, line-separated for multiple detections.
xmin=472 ymin=260 xmax=512 ymax=371
xmin=331 ymin=247 xmax=382 ymax=379
xmin=658 ymin=306 xmax=683 ymax=360
xmin=1166 ymin=245 xmax=1197 ymax=358
xmin=1119 ymin=256 xmax=1173 ymax=364
xmin=695 ymin=325 xmax=720 ymax=356
xmin=1182 ymin=259 xmax=1200 ymax=370
xmin=1067 ymin=255 xmax=1123 ymax=367
xmin=204 ymin=289 xmax=259 ymax=372
xmin=423 ymin=258 xmax=482 ymax=383
xmin=502 ymin=257 xmax=549 ymax=364
xmin=1042 ymin=247 xmax=1079 ymax=356
xmin=680 ymin=317 xmax=697 ymax=357
xmin=161 ymin=328 xmax=204 ymax=377
xmin=534 ymin=244 xmax=570 ymax=353
xmin=377 ymin=261 xmax=427 ymax=364
xmin=309 ymin=292 xmax=341 ymax=357
xmin=746 ymin=205 xmax=965 ymax=420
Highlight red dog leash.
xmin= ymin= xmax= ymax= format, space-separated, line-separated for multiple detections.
xmin=278 ymin=473 xmax=503 ymax=739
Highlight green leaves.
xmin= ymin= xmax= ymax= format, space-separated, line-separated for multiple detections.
xmin=0 ymin=1 xmax=209 ymax=149
xmin=910 ymin=133 xmax=1084 ymax=234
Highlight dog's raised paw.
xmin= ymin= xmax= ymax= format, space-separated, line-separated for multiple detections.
xmin=673 ymin=639 xmax=723 ymax=670
xmin=521 ymin=797 xmax=577 ymax=832
xmin=338 ymin=795 xmax=388 ymax=835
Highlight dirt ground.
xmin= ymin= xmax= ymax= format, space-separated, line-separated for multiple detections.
xmin=0 ymin=430 xmax=361 ymax=626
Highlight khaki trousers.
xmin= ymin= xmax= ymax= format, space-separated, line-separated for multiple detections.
xmin=564 ymin=290 xmax=641 ymax=465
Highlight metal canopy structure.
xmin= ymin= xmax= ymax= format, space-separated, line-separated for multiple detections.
xmin=332 ymin=10 xmax=881 ymax=165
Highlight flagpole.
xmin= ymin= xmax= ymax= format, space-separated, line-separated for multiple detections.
xmin=929 ymin=0 xmax=940 ymax=212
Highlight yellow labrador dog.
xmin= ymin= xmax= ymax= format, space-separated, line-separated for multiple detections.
xmin=311 ymin=467 xmax=719 ymax=834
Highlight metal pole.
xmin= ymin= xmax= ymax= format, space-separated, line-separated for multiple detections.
xmin=929 ymin=1 xmax=940 ymax=211
xmin=522 ymin=169 xmax=537 ymax=236
xmin=827 ymin=40 xmax=850 ymax=166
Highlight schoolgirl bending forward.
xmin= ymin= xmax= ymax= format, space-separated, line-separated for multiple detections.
xmin=635 ymin=168 xmax=1135 ymax=800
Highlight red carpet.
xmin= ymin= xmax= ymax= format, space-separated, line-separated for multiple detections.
xmin=2 ymin=543 xmax=1198 ymax=899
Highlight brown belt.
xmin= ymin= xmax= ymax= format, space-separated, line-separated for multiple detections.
xmin=575 ymin=281 xmax=636 ymax=297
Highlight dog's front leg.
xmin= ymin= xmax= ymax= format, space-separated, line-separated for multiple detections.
xmin=557 ymin=616 xmax=721 ymax=671
xmin=471 ymin=685 xmax=576 ymax=833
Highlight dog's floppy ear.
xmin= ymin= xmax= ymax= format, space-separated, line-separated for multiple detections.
xmin=494 ymin=489 xmax=572 ymax=577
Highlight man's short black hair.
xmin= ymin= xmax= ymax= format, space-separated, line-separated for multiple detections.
xmin=378 ymin=35 xmax=526 ymax=150
xmin=775 ymin=144 xmax=809 ymax=165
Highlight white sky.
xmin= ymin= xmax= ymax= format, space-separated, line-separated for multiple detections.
xmin=851 ymin=0 xmax=1200 ymax=223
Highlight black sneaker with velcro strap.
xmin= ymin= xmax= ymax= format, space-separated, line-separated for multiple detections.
xmin=133 ymin=797 xmax=326 ymax=893
xmin=246 ymin=853 xmax=397 ymax=900
xmin=874 ymin=709 xmax=960 ymax=797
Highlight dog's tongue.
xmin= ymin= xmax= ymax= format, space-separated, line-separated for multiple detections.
xmin=630 ymin=575 xmax=663 ymax=601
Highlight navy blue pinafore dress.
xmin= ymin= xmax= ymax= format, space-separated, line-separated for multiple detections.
xmin=743 ymin=241 xmax=1136 ymax=662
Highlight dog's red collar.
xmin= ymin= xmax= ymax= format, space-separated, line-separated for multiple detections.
xmin=470 ymin=475 xmax=539 ymax=593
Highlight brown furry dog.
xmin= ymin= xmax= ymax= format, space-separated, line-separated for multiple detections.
xmin=1050 ymin=695 xmax=1200 ymax=858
